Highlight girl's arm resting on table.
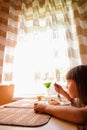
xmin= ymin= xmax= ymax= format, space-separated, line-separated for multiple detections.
xmin=45 ymin=105 xmax=87 ymax=125
xmin=34 ymin=103 xmax=87 ymax=125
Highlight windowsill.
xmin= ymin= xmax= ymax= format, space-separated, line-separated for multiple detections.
xmin=12 ymin=94 xmax=58 ymax=102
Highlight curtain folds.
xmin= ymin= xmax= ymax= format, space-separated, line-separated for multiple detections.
xmin=20 ymin=0 xmax=67 ymax=32
xmin=0 ymin=0 xmax=87 ymax=84
xmin=0 ymin=0 xmax=21 ymax=83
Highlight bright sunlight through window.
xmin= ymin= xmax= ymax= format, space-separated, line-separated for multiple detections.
xmin=13 ymin=28 xmax=69 ymax=97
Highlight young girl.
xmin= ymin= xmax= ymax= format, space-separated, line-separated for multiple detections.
xmin=34 ymin=65 xmax=87 ymax=125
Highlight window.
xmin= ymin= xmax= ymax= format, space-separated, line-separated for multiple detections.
xmin=14 ymin=27 xmax=69 ymax=97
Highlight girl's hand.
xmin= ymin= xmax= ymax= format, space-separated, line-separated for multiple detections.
xmin=34 ymin=103 xmax=47 ymax=113
xmin=54 ymin=82 xmax=64 ymax=94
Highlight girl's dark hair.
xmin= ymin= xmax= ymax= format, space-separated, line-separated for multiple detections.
xmin=66 ymin=65 xmax=87 ymax=105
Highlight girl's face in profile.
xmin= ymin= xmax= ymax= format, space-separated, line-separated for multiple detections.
xmin=66 ymin=80 xmax=78 ymax=98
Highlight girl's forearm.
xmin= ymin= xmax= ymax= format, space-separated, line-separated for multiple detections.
xmin=61 ymin=90 xmax=72 ymax=101
xmin=59 ymin=90 xmax=76 ymax=106
xmin=45 ymin=105 xmax=85 ymax=124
